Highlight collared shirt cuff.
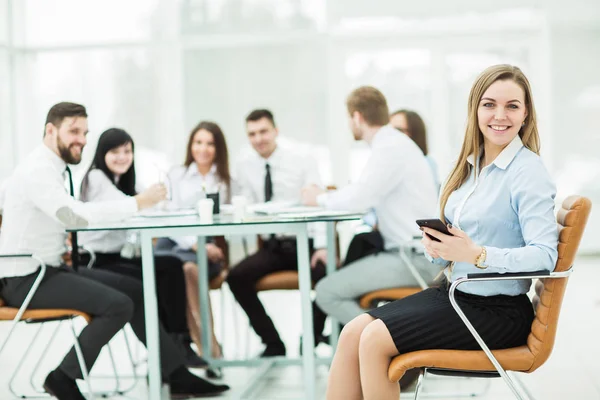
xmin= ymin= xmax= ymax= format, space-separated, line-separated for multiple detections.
xmin=316 ymin=193 xmax=328 ymax=208
xmin=482 ymin=246 xmax=506 ymax=271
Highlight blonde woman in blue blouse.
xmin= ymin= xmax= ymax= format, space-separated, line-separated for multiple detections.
xmin=325 ymin=64 xmax=559 ymax=400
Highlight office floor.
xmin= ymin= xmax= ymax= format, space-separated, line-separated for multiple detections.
xmin=1 ymin=254 xmax=598 ymax=400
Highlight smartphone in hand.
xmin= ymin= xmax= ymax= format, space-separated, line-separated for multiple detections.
xmin=416 ymin=219 xmax=453 ymax=242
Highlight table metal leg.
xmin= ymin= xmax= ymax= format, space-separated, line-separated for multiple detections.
xmin=325 ymin=221 xmax=339 ymax=351
xmin=296 ymin=225 xmax=316 ymax=399
xmin=140 ymin=232 xmax=163 ymax=400
xmin=196 ymin=235 xmax=212 ymax=359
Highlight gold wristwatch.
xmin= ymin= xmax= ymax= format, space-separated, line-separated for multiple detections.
xmin=474 ymin=246 xmax=487 ymax=269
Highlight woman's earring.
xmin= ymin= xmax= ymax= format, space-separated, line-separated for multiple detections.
xmin=522 ymin=121 xmax=526 ymax=126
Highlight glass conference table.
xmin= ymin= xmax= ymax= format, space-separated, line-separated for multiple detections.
xmin=67 ymin=209 xmax=361 ymax=400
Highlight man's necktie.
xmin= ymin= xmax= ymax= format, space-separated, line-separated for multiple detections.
xmin=65 ymin=166 xmax=79 ymax=270
xmin=265 ymin=163 xmax=273 ymax=203
xmin=264 ymin=163 xmax=277 ymax=245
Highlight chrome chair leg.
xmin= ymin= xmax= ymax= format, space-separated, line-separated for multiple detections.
xmin=106 ymin=342 xmax=121 ymax=394
xmin=109 ymin=328 xmax=140 ymax=395
xmin=413 ymin=368 xmax=426 ymax=400
xmin=511 ymin=371 xmax=536 ymax=400
xmin=30 ymin=321 xmax=65 ymax=393
xmin=9 ymin=323 xmax=45 ymax=397
xmin=70 ymin=319 xmax=94 ymax=400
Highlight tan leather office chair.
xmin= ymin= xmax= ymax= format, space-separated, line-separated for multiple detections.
xmin=388 ymin=195 xmax=591 ymax=399
xmin=0 ymin=255 xmax=95 ymax=398
xmin=359 ymin=287 xmax=422 ymax=309
xmin=254 ymin=233 xmax=338 ymax=292
xmin=359 ymin=235 xmax=428 ymax=309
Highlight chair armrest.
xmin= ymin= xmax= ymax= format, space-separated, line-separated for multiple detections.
xmin=445 ymin=265 xmax=573 ymax=383
xmin=465 ymin=269 xmax=570 ymax=281
xmin=466 ymin=270 xmax=550 ymax=279
xmin=0 ymin=253 xmax=34 ymax=258
xmin=80 ymin=246 xmax=96 ymax=269
xmin=0 ymin=254 xmax=47 ymax=323
xmin=66 ymin=246 xmax=96 ymax=269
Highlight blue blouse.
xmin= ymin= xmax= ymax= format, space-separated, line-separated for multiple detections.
xmin=432 ymin=135 xmax=558 ymax=296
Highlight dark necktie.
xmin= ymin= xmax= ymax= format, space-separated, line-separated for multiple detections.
xmin=264 ymin=163 xmax=277 ymax=245
xmin=65 ymin=166 xmax=79 ymax=270
xmin=265 ymin=163 xmax=273 ymax=202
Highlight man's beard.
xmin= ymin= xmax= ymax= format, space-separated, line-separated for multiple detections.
xmin=57 ymin=136 xmax=82 ymax=164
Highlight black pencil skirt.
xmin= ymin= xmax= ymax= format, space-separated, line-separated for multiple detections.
xmin=367 ymin=283 xmax=534 ymax=354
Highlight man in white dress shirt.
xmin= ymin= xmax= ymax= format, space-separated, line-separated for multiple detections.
xmin=302 ymin=86 xmax=441 ymax=326
xmin=227 ymin=109 xmax=326 ymax=357
xmin=0 ymin=102 xmax=229 ymax=399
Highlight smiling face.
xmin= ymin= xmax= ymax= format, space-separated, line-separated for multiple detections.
xmin=246 ymin=117 xmax=278 ymax=158
xmin=477 ymin=79 xmax=528 ymax=151
xmin=104 ymin=142 xmax=133 ymax=177
xmin=47 ymin=117 xmax=88 ymax=164
xmin=191 ymin=128 xmax=217 ymax=168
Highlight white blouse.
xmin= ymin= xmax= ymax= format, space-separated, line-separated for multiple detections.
xmin=166 ymin=163 xmax=233 ymax=250
xmin=167 ymin=163 xmax=231 ymax=209
xmin=78 ymin=169 xmax=132 ymax=253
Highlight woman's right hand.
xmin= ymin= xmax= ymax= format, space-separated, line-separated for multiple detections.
xmin=135 ymin=183 xmax=167 ymax=210
xmin=421 ymin=230 xmax=441 ymax=259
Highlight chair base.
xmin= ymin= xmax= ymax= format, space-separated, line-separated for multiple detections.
xmin=413 ymin=368 xmax=535 ymax=400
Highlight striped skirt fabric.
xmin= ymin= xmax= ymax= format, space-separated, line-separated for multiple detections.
xmin=367 ymin=284 xmax=534 ymax=354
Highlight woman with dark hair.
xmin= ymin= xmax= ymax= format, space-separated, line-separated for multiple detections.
xmin=390 ymin=109 xmax=439 ymax=189
xmin=156 ymin=121 xmax=234 ymax=375
xmin=79 ymin=128 xmax=212 ymax=369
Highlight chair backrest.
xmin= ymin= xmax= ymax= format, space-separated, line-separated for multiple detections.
xmin=0 ymin=215 xmax=4 ymax=307
xmin=526 ymin=195 xmax=591 ymax=372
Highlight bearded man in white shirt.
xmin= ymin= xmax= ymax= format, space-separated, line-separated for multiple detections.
xmin=302 ymin=86 xmax=441 ymax=329
xmin=227 ymin=109 xmax=328 ymax=357
xmin=0 ymin=102 xmax=229 ymax=399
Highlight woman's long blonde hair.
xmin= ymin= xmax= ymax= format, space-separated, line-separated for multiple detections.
xmin=439 ymin=64 xmax=541 ymax=219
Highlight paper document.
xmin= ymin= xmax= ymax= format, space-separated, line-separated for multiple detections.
xmin=136 ymin=209 xmax=196 ymax=218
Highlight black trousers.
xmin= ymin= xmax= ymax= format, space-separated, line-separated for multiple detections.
xmin=343 ymin=230 xmax=384 ymax=265
xmin=227 ymin=238 xmax=326 ymax=345
xmin=80 ymin=252 xmax=188 ymax=335
xmin=0 ymin=266 xmax=184 ymax=380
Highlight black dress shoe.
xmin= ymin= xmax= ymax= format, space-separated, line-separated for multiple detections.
xmin=172 ymin=333 xmax=209 ymax=369
xmin=169 ymin=367 xmax=229 ymax=398
xmin=206 ymin=367 xmax=223 ymax=379
xmin=260 ymin=342 xmax=286 ymax=357
xmin=183 ymin=344 xmax=209 ymax=369
xmin=43 ymin=369 xmax=86 ymax=400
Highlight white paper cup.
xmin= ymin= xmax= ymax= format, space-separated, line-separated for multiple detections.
xmin=231 ymin=195 xmax=247 ymax=221
xmin=197 ymin=198 xmax=214 ymax=222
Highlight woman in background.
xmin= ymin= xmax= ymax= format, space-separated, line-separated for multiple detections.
xmin=390 ymin=109 xmax=439 ymax=190
xmin=157 ymin=121 xmax=234 ymax=376
xmin=79 ymin=128 xmax=208 ymax=368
